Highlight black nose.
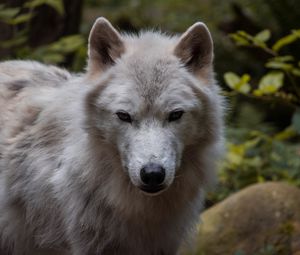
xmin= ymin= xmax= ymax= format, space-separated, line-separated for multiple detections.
xmin=140 ymin=163 xmax=166 ymax=193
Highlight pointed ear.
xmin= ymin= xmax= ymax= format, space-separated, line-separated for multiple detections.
xmin=174 ymin=22 xmax=213 ymax=76
xmin=87 ymin=17 xmax=125 ymax=76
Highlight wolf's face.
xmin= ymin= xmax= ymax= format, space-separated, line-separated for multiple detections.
xmin=86 ymin=18 xmax=215 ymax=195
xmin=94 ymin=66 xmax=204 ymax=195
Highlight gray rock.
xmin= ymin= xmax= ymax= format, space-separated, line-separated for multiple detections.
xmin=187 ymin=182 xmax=300 ymax=255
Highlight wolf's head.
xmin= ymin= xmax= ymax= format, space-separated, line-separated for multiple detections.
xmin=85 ymin=18 xmax=223 ymax=196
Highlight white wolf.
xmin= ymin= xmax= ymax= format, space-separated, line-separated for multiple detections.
xmin=0 ymin=18 xmax=224 ymax=255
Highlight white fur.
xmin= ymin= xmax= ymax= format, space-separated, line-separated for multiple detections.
xmin=0 ymin=19 xmax=224 ymax=255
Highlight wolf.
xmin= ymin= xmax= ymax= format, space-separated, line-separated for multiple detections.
xmin=0 ymin=17 xmax=224 ymax=255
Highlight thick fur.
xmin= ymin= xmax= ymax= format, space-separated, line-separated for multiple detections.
xmin=0 ymin=19 xmax=224 ymax=255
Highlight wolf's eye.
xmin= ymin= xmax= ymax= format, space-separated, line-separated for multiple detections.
xmin=116 ymin=111 xmax=132 ymax=123
xmin=168 ymin=110 xmax=184 ymax=122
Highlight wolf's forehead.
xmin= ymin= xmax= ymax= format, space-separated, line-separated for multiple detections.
xmin=104 ymin=57 xmax=197 ymax=113
xmin=123 ymin=56 xmax=182 ymax=101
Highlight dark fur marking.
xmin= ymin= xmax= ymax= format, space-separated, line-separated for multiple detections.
xmin=53 ymin=69 xmax=70 ymax=81
xmin=5 ymin=79 xmax=29 ymax=91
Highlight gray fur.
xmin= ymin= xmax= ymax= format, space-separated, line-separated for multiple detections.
xmin=0 ymin=18 xmax=224 ymax=255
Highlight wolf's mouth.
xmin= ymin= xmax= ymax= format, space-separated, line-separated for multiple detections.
xmin=139 ymin=184 xmax=166 ymax=195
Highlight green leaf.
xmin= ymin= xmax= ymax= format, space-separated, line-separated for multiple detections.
xmin=71 ymin=46 xmax=87 ymax=71
xmin=244 ymin=137 xmax=260 ymax=149
xmin=292 ymin=29 xmax=300 ymax=37
xmin=236 ymin=30 xmax=254 ymax=40
xmin=265 ymin=61 xmax=293 ymax=71
xmin=270 ymin=55 xmax=294 ymax=62
xmin=272 ymin=32 xmax=299 ymax=52
xmin=25 ymin=0 xmax=64 ymax=15
xmin=238 ymin=74 xmax=251 ymax=93
xmin=227 ymin=143 xmax=246 ymax=166
xmin=237 ymin=84 xmax=251 ymax=94
xmin=41 ymin=53 xmax=64 ymax=63
xmin=0 ymin=36 xmax=27 ymax=48
xmin=7 ymin=13 xmax=34 ymax=25
xmin=224 ymin=72 xmax=240 ymax=88
xmin=274 ymin=127 xmax=297 ymax=141
xmin=47 ymin=35 xmax=85 ymax=53
xmin=253 ymin=89 xmax=263 ymax=96
xmin=0 ymin=7 xmax=20 ymax=21
xmin=230 ymin=34 xmax=250 ymax=46
xmin=257 ymin=72 xmax=284 ymax=95
xmin=254 ymin=29 xmax=271 ymax=42
xmin=292 ymin=109 xmax=300 ymax=134
xmin=29 ymin=35 xmax=84 ymax=64
xmin=291 ymin=68 xmax=300 ymax=76
xmin=224 ymin=72 xmax=251 ymax=94
xmin=229 ymin=30 xmax=255 ymax=46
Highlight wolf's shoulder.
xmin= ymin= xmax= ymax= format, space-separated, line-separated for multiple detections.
xmin=0 ymin=61 xmax=74 ymax=142
xmin=0 ymin=60 xmax=72 ymax=89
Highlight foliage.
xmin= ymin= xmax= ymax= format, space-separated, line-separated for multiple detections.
xmin=210 ymin=124 xmax=300 ymax=203
xmin=224 ymin=29 xmax=300 ymax=106
xmin=211 ymin=28 xmax=300 ymax=204
xmin=0 ymin=1 xmax=85 ymax=69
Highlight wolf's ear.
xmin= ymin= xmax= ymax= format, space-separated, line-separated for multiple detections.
xmin=87 ymin=17 xmax=125 ymax=76
xmin=174 ymin=22 xmax=213 ymax=77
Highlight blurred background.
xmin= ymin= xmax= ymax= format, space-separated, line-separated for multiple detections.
xmin=1 ymin=0 xmax=300 ymax=254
